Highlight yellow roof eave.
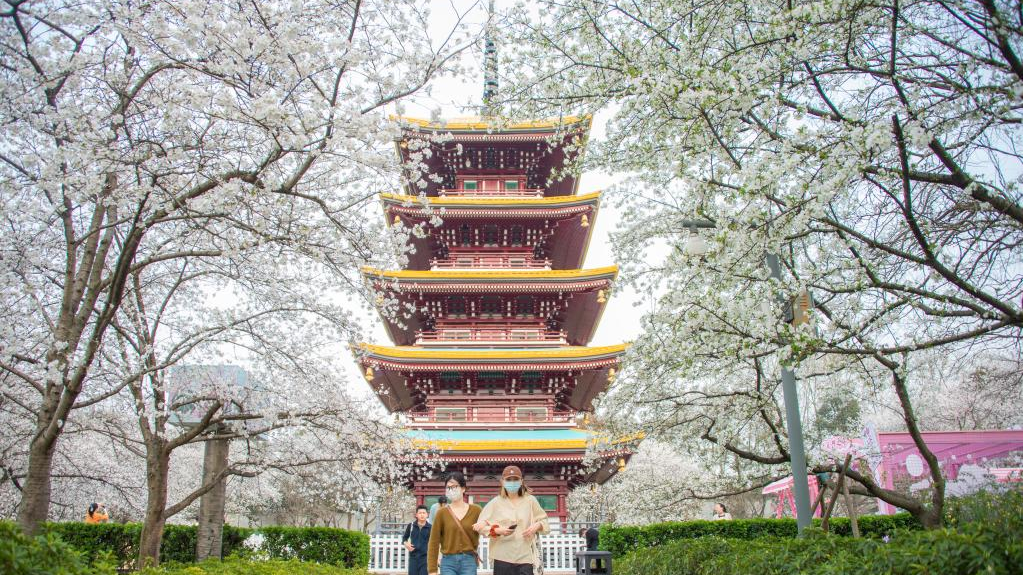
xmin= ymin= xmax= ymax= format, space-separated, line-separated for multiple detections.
xmin=361 ymin=265 xmax=618 ymax=281
xmin=392 ymin=115 xmax=592 ymax=131
xmin=359 ymin=343 xmax=629 ymax=361
xmin=413 ymin=439 xmax=588 ymax=451
xmin=381 ymin=191 xmax=602 ymax=208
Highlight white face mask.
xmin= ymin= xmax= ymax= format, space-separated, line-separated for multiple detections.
xmin=445 ymin=487 xmax=462 ymax=502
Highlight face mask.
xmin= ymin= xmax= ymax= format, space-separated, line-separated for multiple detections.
xmin=445 ymin=487 xmax=462 ymax=502
xmin=503 ymin=480 xmax=521 ymax=493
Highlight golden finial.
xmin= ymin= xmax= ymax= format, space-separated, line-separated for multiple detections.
xmin=580 ymin=214 xmax=590 ymax=228
xmin=393 ymin=215 xmax=401 ymax=225
xmin=597 ymin=289 xmax=606 ymax=303
xmin=607 ymin=367 xmax=617 ymax=382
xmin=365 ymin=367 xmax=375 ymax=381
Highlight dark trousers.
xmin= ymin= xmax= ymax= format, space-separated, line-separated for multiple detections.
xmin=493 ymin=559 xmax=533 ymax=575
xmin=409 ymin=553 xmax=428 ymax=575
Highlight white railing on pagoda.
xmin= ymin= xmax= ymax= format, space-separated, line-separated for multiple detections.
xmin=369 ymin=532 xmax=586 ymax=574
xmin=415 ymin=329 xmax=566 ymax=346
xmin=408 ymin=411 xmax=576 ymax=426
xmin=430 ymin=255 xmax=552 ymax=270
xmin=438 ymin=188 xmax=545 ymax=198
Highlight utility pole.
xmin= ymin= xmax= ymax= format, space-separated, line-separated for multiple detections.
xmin=682 ymin=220 xmax=812 ymax=534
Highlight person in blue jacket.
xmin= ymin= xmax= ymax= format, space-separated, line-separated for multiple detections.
xmin=403 ymin=505 xmax=432 ymax=575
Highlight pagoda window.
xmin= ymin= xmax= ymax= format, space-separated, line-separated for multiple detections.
xmin=535 ymin=495 xmax=558 ymax=511
xmin=463 ymin=180 xmax=478 ymax=191
xmin=521 ymin=371 xmax=542 ymax=384
xmin=509 ymin=226 xmax=524 ymax=246
xmin=459 ymin=224 xmax=471 ymax=246
xmin=515 ymin=295 xmax=534 ymax=317
xmin=440 ymin=371 xmax=462 ymax=394
xmin=504 ymin=180 xmax=519 ymax=191
xmin=435 ymin=407 xmax=466 ymax=422
xmin=520 ymin=371 xmax=543 ymax=395
xmin=515 ymin=407 xmax=547 ymax=422
xmin=478 ymin=371 xmax=506 ymax=395
xmin=447 ymin=296 xmax=467 ymax=317
xmin=480 ymin=295 xmax=502 ymax=317
xmin=482 ymin=224 xmax=500 ymax=246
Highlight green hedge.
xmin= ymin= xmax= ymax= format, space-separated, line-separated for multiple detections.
xmin=0 ymin=521 xmax=115 ymax=575
xmin=138 ymin=556 xmax=370 ymax=575
xmin=258 ymin=526 xmax=370 ymax=568
xmin=41 ymin=521 xmax=253 ymax=566
xmin=36 ymin=522 xmax=369 ymax=569
xmin=599 ymin=513 xmax=920 ymax=557
xmin=616 ymin=524 xmax=1023 ymax=575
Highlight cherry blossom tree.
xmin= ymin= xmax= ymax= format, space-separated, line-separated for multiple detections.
xmin=0 ymin=0 xmax=474 ymax=535
xmin=504 ymin=0 xmax=1023 ymax=528
xmin=569 ymin=441 xmax=706 ymax=526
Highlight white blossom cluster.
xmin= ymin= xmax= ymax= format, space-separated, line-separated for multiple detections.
xmin=0 ymin=0 xmax=474 ymax=536
xmin=499 ymin=0 xmax=1023 ymax=523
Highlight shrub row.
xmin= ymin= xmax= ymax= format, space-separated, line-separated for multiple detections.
xmin=0 ymin=520 xmax=115 ymax=575
xmin=32 ymin=521 xmax=369 ymax=569
xmin=138 ymin=556 xmax=370 ymax=575
xmin=599 ymin=513 xmax=920 ymax=557
xmin=258 ymin=526 xmax=370 ymax=568
xmin=615 ymin=524 xmax=1023 ymax=575
xmin=0 ymin=523 xmax=368 ymax=575
xmin=41 ymin=521 xmax=254 ymax=567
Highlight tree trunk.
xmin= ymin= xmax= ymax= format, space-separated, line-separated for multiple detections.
xmin=139 ymin=448 xmax=171 ymax=567
xmin=196 ymin=433 xmax=230 ymax=561
xmin=16 ymin=436 xmax=58 ymax=535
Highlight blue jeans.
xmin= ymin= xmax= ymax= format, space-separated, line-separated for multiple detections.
xmin=440 ymin=552 xmax=478 ymax=575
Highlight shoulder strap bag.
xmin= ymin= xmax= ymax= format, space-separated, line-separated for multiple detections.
xmin=446 ymin=505 xmax=483 ymax=566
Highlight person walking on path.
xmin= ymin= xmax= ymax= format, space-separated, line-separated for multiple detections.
xmin=428 ymin=495 xmax=448 ymax=525
xmin=85 ymin=502 xmax=108 ymax=524
xmin=473 ymin=465 xmax=549 ymax=575
xmin=403 ymin=505 xmax=432 ymax=575
xmin=428 ymin=472 xmax=482 ymax=575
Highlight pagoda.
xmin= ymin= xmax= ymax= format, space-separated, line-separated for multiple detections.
xmin=356 ymin=34 xmax=636 ymax=526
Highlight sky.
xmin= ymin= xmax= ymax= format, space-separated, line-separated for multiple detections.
xmin=341 ymin=0 xmax=649 ymax=407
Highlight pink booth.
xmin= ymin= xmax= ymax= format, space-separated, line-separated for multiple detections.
xmin=763 ymin=429 xmax=1023 ymax=517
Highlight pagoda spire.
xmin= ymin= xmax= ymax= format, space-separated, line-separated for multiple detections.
xmin=482 ymin=0 xmax=499 ymax=116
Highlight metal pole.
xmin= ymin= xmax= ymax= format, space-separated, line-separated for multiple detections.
xmin=766 ymin=253 xmax=812 ymax=534
xmin=680 ymin=218 xmax=812 ymax=533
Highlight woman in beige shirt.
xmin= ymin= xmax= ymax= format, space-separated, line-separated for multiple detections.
xmin=473 ymin=465 xmax=549 ymax=575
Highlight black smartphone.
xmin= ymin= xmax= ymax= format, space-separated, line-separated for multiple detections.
xmin=508 ymin=524 xmax=518 ymax=529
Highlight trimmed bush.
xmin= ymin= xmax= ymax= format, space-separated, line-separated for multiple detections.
xmin=0 ymin=520 xmax=116 ymax=575
xmin=43 ymin=521 xmax=141 ymax=566
xmin=599 ymin=513 xmax=920 ymax=557
xmin=42 ymin=521 xmax=253 ymax=567
xmin=616 ymin=524 xmax=1023 ymax=575
xmin=39 ymin=521 xmax=369 ymax=568
xmin=137 ymin=556 xmax=370 ymax=575
xmin=945 ymin=489 xmax=1023 ymax=529
xmin=616 ymin=491 xmax=1023 ymax=575
xmin=258 ymin=526 xmax=370 ymax=568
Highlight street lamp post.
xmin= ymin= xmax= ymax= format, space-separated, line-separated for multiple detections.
xmin=682 ymin=220 xmax=812 ymax=534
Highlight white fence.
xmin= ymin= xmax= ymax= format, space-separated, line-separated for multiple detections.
xmin=370 ymin=533 xmax=586 ymax=573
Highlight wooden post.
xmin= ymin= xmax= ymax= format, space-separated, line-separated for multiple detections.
xmin=821 ymin=454 xmax=852 ymax=534
xmin=842 ymin=475 xmax=860 ymax=537
xmin=810 ymin=476 xmax=829 ymax=517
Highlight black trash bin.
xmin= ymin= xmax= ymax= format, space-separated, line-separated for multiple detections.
xmin=575 ymin=550 xmax=612 ymax=575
